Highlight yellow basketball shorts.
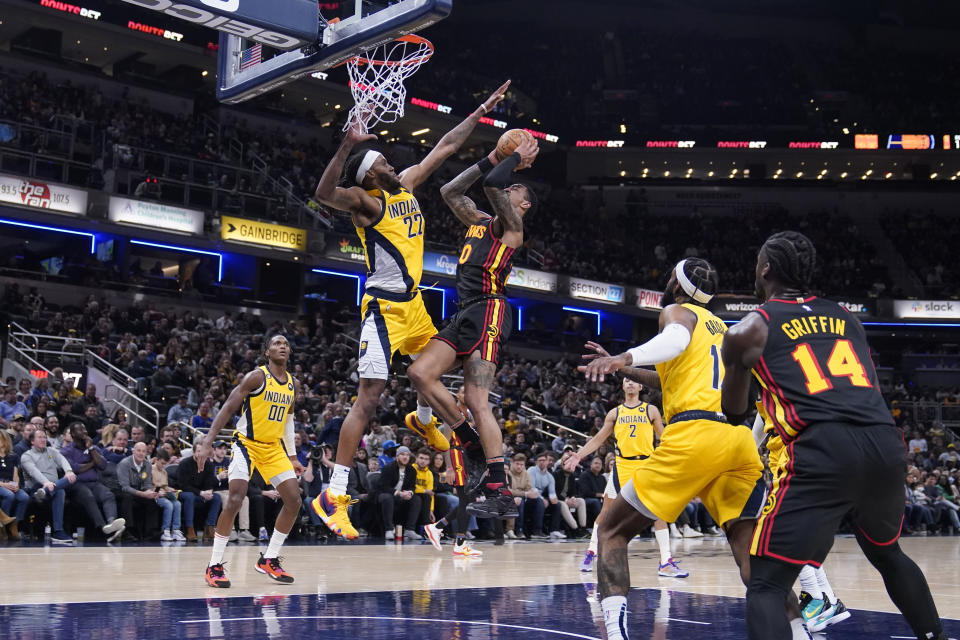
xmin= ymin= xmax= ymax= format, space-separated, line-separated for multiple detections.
xmin=229 ymin=434 xmax=295 ymax=487
xmin=767 ymin=434 xmax=787 ymax=475
xmin=358 ymin=292 xmax=437 ymax=380
xmin=627 ymin=419 xmax=766 ymax=526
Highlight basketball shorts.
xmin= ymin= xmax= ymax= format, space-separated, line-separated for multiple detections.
xmin=624 ymin=418 xmax=766 ymax=527
xmin=358 ymin=291 xmax=437 ymax=380
xmin=767 ymin=433 xmax=787 ymax=474
xmin=751 ymin=423 xmax=906 ymax=567
xmin=612 ymin=457 xmax=646 ymax=496
xmin=433 ymin=296 xmax=512 ymax=367
xmin=229 ymin=434 xmax=296 ymax=487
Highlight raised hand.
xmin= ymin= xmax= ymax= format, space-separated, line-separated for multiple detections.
xmin=480 ymin=80 xmax=511 ymax=114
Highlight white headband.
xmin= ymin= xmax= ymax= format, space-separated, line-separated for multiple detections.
xmin=675 ymin=259 xmax=713 ymax=304
xmin=355 ymin=150 xmax=382 ymax=185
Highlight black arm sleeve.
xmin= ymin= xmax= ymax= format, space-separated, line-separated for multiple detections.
xmin=483 ymin=153 xmax=521 ymax=189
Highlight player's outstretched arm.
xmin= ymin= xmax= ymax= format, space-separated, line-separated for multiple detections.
xmin=563 ymin=407 xmax=616 ymax=472
xmin=400 ymin=80 xmax=510 ymax=190
xmin=314 ymin=126 xmax=382 ymax=222
xmin=194 ymin=369 xmax=265 ymax=470
xmin=580 ymin=305 xmax=696 ymax=383
xmin=581 ymin=341 xmax=662 ymax=390
xmin=440 ymin=163 xmax=491 ymax=227
xmin=720 ymin=312 xmax=769 ymax=425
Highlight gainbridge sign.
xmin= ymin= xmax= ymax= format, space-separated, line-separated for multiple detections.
xmin=0 ymin=173 xmax=88 ymax=215
xmin=220 ymin=215 xmax=307 ymax=251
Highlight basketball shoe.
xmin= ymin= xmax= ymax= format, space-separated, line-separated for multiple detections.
xmin=424 ymin=522 xmax=443 ymax=551
xmin=404 ymin=412 xmax=450 ymax=452
xmin=466 ymin=489 xmax=518 ymax=519
xmin=255 ymin=553 xmax=294 ymax=584
xmin=312 ymin=489 xmax=358 ymax=539
xmin=799 ymin=591 xmax=831 ymax=627
xmin=205 ymin=563 xmax=230 ymax=588
xmin=453 ymin=540 xmax=483 ymax=557
xmin=657 ymin=558 xmax=690 ymax=578
xmin=580 ymin=550 xmax=596 ymax=572
xmin=808 ymin=597 xmax=851 ymax=632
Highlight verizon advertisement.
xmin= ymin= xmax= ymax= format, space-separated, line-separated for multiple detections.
xmin=0 ymin=174 xmax=88 ymax=215
xmin=635 ymin=287 xmax=663 ymax=310
xmin=894 ymin=300 xmax=960 ymax=319
xmin=711 ymin=295 xmax=762 ymax=318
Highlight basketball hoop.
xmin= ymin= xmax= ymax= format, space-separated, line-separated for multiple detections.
xmin=344 ymin=34 xmax=434 ymax=133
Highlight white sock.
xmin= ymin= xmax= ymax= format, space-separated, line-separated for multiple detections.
xmin=209 ymin=533 xmax=229 ymax=566
xmin=816 ymin=566 xmax=836 ymax=603
xmin=329 ymin=463 xmax=350 ymax=495
xmin=654 ymin=527 xmax=672 ymax=565
xmin=264 ymin=529 xmax=288 ymax=559
xmin=601 ymin=595 xmax=629 ymax=640
xmin=588 ymin=524 xmax=598 ymax=554
xmin=789 ymin=617 xmax=808 ymax=639
xmin=417 ymin=403 xmax=433 ymax=426
xmin=799 ymin=564 xmax=822 ymax=599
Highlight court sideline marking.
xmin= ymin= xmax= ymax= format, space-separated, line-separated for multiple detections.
xmin=180 ymin=614 xmax=603 ymax=638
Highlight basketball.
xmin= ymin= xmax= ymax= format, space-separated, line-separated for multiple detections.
xmin=496 ymin=128 xmax=535 ymax=161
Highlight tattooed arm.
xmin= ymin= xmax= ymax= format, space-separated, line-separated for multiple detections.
xmin=619 ymin=366 xmax=662 ymax=390
xmin=440 ymin=165 xmax=490 ymax=227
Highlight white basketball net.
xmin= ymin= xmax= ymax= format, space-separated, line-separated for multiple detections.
xmin=344 ymin=36 xmax=434 ymax=133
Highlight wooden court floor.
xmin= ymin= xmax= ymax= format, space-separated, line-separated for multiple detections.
xmin=1 ymin=535 xmax=958 ymax=638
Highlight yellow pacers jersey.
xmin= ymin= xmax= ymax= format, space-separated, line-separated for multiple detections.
xmin=356 ymin=187 xmax=424 ymax=295
xmin=614 ymin=403 xmax=655 ymax=458
xmin=655 ymin=303 xmax=728 ymax=423
xmin=235 ymin=366 xmax=295 ymax=443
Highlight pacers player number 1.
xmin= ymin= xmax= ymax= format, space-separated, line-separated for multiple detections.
xmin=267 ymin=404 xmax=286 ymax=422
xmin=791 ymin=339 xmax=872 ymax=395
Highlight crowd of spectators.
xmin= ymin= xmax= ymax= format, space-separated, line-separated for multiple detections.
xmin=882 ymin=211 xmax=960 ymax=298
xmin=5 ymin=65 xmax=958 ymax=301
xmin=1 ymin=277 xmax=958 ymax=544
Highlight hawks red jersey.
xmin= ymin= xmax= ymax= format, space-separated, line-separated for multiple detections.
xmin=456 ymin=217 xmax=516 ymax=301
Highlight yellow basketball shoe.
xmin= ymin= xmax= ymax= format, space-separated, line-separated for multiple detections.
xmin=312 ymin=489 xmax=358 ymax=540
xmin=405 ymin=412 xmax=450 ymax=452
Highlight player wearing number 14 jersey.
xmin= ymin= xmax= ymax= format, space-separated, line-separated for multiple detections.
xmin=722 ymin=231 xmax=946 ymax=640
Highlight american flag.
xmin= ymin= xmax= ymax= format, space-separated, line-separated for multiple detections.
xmin=240 ymin=44 xmax=262 ymax=71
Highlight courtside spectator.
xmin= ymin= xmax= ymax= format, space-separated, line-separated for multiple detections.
xmin=101 ymin=428 xmax=132 ymax=464
xmin=412 ymin=448 xmax=435 ymax=532
xmin=577 ymin=456 xmax=607 ymax=523
xmin=12 ymin=417 xmax=35 ymax=459
xmin=61 ymin=422 xmax=126 ymax=541
xmin=117 ymin=442 xmax=160 ymax=541
xmin=506 ymin=453 xmax=541 ymax=539
xmin=177 ymin=450 xmax=223 ymax=542
xmin=21 ymin=429 xmax=78 ymax=544
xmin=0 ymin=431 xmax=29 ymax=539
xmin=377 ymin=445 xmax=420 ymax=541
xmin=152 ymin=449 xmax=186 ymax=541
xmin=528 ymin=452 xmax=561 ymax=538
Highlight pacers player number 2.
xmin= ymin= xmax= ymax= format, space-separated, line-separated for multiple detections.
xmin=791 ymin=339 xmax=871 ymax=395
xmin=267 ymin=405 xmax=286 ymax=422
